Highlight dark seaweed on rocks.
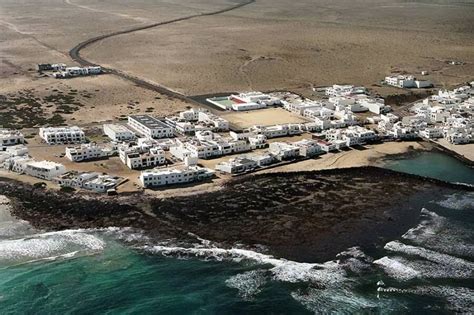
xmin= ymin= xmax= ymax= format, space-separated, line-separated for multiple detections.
xmin=1 ymin=167 xmax=471 ymax=262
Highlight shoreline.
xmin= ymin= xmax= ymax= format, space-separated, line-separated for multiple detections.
xmin=1 ymin=165 xmax=472 ymax=262
xmin=0 ymin=140 xmax=438 ymax=199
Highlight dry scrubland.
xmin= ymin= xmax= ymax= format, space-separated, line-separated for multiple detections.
xmin=78 ymin=0 xmax=474 ymax=95
xmin=0 ymin=0 xmax=472 ymax=104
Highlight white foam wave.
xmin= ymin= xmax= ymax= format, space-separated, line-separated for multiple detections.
xmin=0 ymin=195 xmax=10 ymax=205
xmin=0 ymin=229 xmax=105 ymax=264
xmin=291 ymin=286 xmax=400 ymax=314
xmin=403 ymin=209 xmax=474 ymax=258
xmin=375 ymin=241 xmax=474 ymax=280
xmin=435 ymin=192 xmax=474 ymax=210
xmin=146 ymin=244 xmax=347 ymax=285
xmin=373 ymin=256 xmax=421 ymax=280
xmin=225 ymin=270 xmax=267 ymax=300
xmin=378 ymin=286 xmax=474 ymax=313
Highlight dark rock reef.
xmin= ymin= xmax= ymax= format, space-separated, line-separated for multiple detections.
xmin=1 ymin=166 xmax=471 ymax=262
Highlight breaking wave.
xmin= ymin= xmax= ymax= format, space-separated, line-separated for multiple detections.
xmin=435 ymin=192 xmax=474 ymax=211
xmin=0 ymin=230 xmax=106 ymax=264
xmin=402 ymin=209 xmax=474 ymax=258
xmin=146 ymin=243 xmax=348 ymax=285
xmin=225 ymin=269 xmax=267 ymax=300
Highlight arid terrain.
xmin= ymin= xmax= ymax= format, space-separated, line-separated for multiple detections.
xmin=1 ymin=0 xmax=473 ymax=110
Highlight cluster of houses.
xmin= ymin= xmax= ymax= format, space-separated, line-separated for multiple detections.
xmin=384 ymin=75 xmax=433 ymax=89
xmin=381 ymin=85 xmax=473 ymax=144
xmin=214 ymin=126 xmax=378 ymax=174
xmin=0 ymin=128 xmax=121 ymax=193
xmin=282 ymin=85 xmax=390 ymax=132
xmin=1 ymin=82 xmax=472 ymax=191
xmin=206 ymin=91 xmax=282 ymax=111
xmin=37 ymin=63 xmax=102 ymax=79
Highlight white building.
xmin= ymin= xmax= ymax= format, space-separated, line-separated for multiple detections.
xmin=415 ymin=80 xmax=433 ymax=88
xmin=293 ymin=139 xmax=324 ymax=157
xmin=444 ymin=128 xmax=472 ymax=144
xmin=197 ymin=112 xmax=229 ymax=131
xmin=419 ymin=127 xmax=443 ymax=139
xmin=247 ymin=153 xmax=276 ymax=167
xmin=385 ymin=75 xmax=416 ymax=88
xmin=284 ymin=101 xmax=321 ymax=115
xmin=39 ymin=126 xmax=86 ymax=145
xmin=65 ymin=143 xmax=111 ymax=162
xmin=22 ymin=160 xmax=66 ymax=180
xmin=358 ymin=98 xmax=390 ymax=114
xmin=215 ymin=157 xmax=258 ymax=174
xmin=251 ymin=124 xmax=302 ymax=138
xmin=269 ymin=142 xmax=300 ymax=160
xmin=128 ymin=115 xmax=174 ymax=139
xmin=54 ymin=172 xmax=122 ymax=193
xmin=119 ymin=146 xmax=166 ymax=169
xmin=54 ymin=66 xmax=102 ymax=78
xmin=103 ymin=124 xmax=135 ymax=142
xmin=82 ymin=175 xmax=122 ymax=192
xmin=326 ymin=85 xmax=367 ymax=97
xmin=231 ymin=102 xmax=266 ymax=111
xmin=179 ymin=108 xmax=202 ymax=121
xmin=380 ymin=113 xmax=399 ymax=124
xmin=248 ymin=134 xmax=267 ymax=149
xmin=0 ymin=129 xmax=24 ymax=148
xmin=139 ymin=166 xmax=214 ymax=188
xmin=316 ymin=140 xmax=338 ymax=152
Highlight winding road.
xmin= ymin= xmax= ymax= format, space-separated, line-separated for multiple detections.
xmin=68 ymin=0 xmax=256 ymax=109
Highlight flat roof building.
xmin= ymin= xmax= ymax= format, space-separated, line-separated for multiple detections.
xmin=128 ymin=115 xmax=174 ymax=139
xmin=140 ymin=165 xmax=214 ymax=188
xmin=0 ymin=129 xmax=24 ymax=147
xmin=103 ymin=124 xmax=135 ymax=142
xmin=39 ymin=126 xmax=86 ymax=145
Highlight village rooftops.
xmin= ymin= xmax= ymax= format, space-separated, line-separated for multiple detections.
xmin=129 ymin=115 xmax=169 ymax=129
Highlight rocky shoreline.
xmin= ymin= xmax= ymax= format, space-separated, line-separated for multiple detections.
xmin=1 ymin=166 xmax=472 ymax=262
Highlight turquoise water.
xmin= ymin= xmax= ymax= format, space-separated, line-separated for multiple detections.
xmin=384 ymin=151 xmax=474 ymax=185
xmin=0 ymin=151 xmax=473 ymax=314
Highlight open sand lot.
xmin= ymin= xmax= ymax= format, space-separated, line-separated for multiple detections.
xmin=221 ymin=107 xmax=310 ymax=128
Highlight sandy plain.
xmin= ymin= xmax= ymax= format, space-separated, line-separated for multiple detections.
xmin=76 ymin=0 xmax=474 ymax=95
xmin=1 ymin=0 xmax=473 ymax=102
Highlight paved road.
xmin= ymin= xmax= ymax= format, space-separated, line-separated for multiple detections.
xmin=68 ymin=0 xmax=256 ymax=111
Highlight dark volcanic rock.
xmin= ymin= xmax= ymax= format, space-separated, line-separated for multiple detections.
xmin=0 ymin=166 xmax=471 ymax=262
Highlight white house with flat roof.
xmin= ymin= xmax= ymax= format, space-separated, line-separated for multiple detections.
xmin=197 ymin=112 xmax=229 ymax=131
xmin=247 ymin=153 xmax=275 ymax=167
xmin=39 ymin=126 xmax=86 ymax=145
xmin=119 ymin=146 xmax=166 ymax=169
xmin=179 ymin=108 xmax=202 ymax=121
xmin=419 ymin=127 xmax=443 ymax=139
xmin=0 ymin=129 xmax=24 ymax=148
xmin=54 ymin=172 xmax=122 ymax=193
xmin=103 ymin=124 xmax=135 ymax=142
xmin=385 ymin=75 xmax=416 ymax=88
xmin=65 ymin=143 xmax=112 ymax=162
xmin=269 ymin=142 xmax=300 ymax=160
xmin=215 ymin=157 xmax=258 ymax=174
xmin=23 ymin=160 xmax=66 ymax=180
xmin=139 ymin=166 xmax=214 ymax=188
xmin=128 ymin=115 xmax=174 ymax=139
xmin=293 ymin=139 xmax=324 ymax=157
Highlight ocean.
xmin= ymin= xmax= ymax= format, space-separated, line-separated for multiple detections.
xmin=0 ymin=151 xmax=473 ymax=314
